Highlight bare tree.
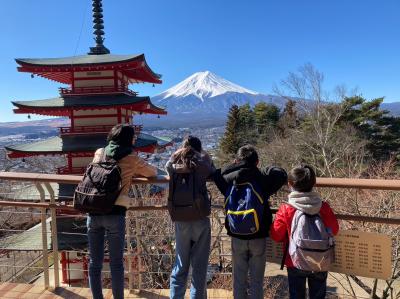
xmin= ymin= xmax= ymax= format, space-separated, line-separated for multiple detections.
xmin=269 ymin=63 xmax=366 ymax=177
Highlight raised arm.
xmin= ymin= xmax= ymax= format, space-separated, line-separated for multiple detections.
xmin=199 ymin=151 xmax=216 ymax=179
xmin=261 ymin=166 xmax=288 ymax=196
xmin=212 ymin=168 xmax=229 ymax=195
xmin=133 ymin=156 xmax=157 ymax=178
xmin=165 ymin=159 xmax=174 ymax=176
xmin=270 ymin=204 xmax=289 ymax=243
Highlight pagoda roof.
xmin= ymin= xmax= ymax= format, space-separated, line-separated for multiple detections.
xmin=17 ymin=54 xmax=143 ymax=66
xmin=12 ymin=94 xmax=166 ymax=116
xmin=5 ymin=133 xmax=172 ymax=158
xmin=16 ymin=53 xmax=162 ymax=84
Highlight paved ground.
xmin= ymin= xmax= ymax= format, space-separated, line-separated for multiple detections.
xmin=0 ymin=283 xmax=233 ymax=299
xmin=266 ymin=263 xmax=400 ymax=299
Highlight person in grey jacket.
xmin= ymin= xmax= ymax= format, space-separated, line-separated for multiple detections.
xmin=166 ymin=136 xmax=215 ymax=299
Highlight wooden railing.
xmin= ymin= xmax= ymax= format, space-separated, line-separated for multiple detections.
xmin=0 ymin=171 xmax=399 ymax=293
xmin=0 ymin=172 xmax=399 ymax=224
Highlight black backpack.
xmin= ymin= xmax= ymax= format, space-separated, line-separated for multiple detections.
xmin=168 ymin=164 xmax=211 ymax=222
xmin=73 ymin=149 xmax=122 ymax=214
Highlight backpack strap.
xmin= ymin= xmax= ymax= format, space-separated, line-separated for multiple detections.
xmin=224 ymin=184 xmax=235 ymax=208
xmin=281 ymin=207 xmax=301 ymax=270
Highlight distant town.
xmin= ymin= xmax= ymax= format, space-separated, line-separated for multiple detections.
xmin=0 ymin=125 xmax=225 ymax=173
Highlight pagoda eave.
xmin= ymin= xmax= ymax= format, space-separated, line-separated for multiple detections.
xmin=12 ymin=95 xmax=167 ymax=116
xmin=6 ymin=146 xmax=162 ymax=159
xmin=5 ymin=134 xmax=172 ymax=158
xmin=135 ymin=144 xmax=157 ymax=153
xmin=13 ymin=108 xmax=69 ymax=117
xmin=123 ymin=69 xmax=162 ymax=84
xmin=13 ymin=104 xmax=166 ymax=117
xmin=6 ymin=151 xmax=62 ymax=159
xmin=142 ymin=105 xmax=167 ymax=115
xmin=16 ymin=54 xmax=162 ymax=85
xmin=6 ymin=143 xmax=168 ymax=158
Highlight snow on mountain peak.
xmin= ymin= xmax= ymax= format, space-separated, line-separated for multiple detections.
xmin=157 ymin=71 xmax=259 ymax=100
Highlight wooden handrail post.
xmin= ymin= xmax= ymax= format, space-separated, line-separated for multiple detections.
xmin=35 ymin=183 xmax=49 ymax=289
xmin=45 ymin=182 xmax=59 ymax=288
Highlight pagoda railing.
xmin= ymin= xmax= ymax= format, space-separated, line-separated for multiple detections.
xmin=59 ymin=125 xmax=143 ymax=135
xmin=59 ymin=86 xmax=138 ymax=97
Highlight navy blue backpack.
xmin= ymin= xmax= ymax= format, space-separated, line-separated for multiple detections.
xmin=224 ymin=182 xmax=266 ymax=235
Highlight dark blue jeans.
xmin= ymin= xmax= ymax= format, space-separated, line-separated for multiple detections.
xmin=87 ymin=214 xmax=125 ymax=299
xmin=287 ymin=267 xmax=328 ymax=299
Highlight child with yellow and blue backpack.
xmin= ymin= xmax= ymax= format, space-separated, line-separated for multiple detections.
xmin=213 ymin=145 xmax=287 ymax=299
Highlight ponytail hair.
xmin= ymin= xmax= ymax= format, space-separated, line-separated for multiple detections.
xmin=173 ymin=146 xmax=198 ymax=170
xmin=288 ymin=164 xmax=316 ymax=192
xmin=172 ymin=135 xmax=202 ymax=170
xmin=183 ymin=135 xmax=202 ymax=152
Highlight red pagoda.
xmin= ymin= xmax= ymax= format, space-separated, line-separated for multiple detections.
xmin=4 ymin=0 xmax=170 ymax=285
xmin=5 ymin=0 xmax=170 ymax=174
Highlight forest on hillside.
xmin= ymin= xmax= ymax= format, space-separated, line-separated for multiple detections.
xmin=219 ymin=64 xmax=400 ymax=177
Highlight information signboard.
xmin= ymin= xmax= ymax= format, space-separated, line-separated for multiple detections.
xmin=266 ymin=230 xmax=392 ymax=280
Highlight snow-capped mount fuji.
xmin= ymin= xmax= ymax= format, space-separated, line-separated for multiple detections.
xmin=141 ymin=71 xmax=286 ymax=128
xmin=152 ymin=71 xmax=284 ymax=115
xmin=157 ymin=71 xmax=259 ymax=100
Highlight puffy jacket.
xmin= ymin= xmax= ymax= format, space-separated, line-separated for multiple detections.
xmin=270 ymin=201 xmax=339 ymax=268
xmin=93 ymin=148 xmax=157 ymax=212
xmin=213 ymin=161 xmax=287 ymax=240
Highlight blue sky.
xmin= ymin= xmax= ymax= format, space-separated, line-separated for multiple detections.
xmin=1 ymin=0 xmax=400 ymax=122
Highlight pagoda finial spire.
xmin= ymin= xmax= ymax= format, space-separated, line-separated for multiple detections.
xmin=88 ymin=0 xmax=110 ymax=55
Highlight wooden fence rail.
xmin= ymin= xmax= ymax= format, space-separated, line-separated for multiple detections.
xmin=0 ymin=171 xmax=400 ymax=226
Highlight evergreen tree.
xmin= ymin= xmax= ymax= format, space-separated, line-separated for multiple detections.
xmin=341 ymin=96 xmax=400 ymax=159
xmin=238 ymin=103 xmax=257 ymax=146
xmin=254 ymin=102 xmax=280 ymax=134
xmin=220 ymin=105 xmax=241 ymax=155
xmin=238 ymin=103 xmax=255 ymax=129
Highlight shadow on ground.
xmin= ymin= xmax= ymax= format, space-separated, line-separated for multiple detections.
xmin=53 ymin=287 xmax=87 ymax=299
